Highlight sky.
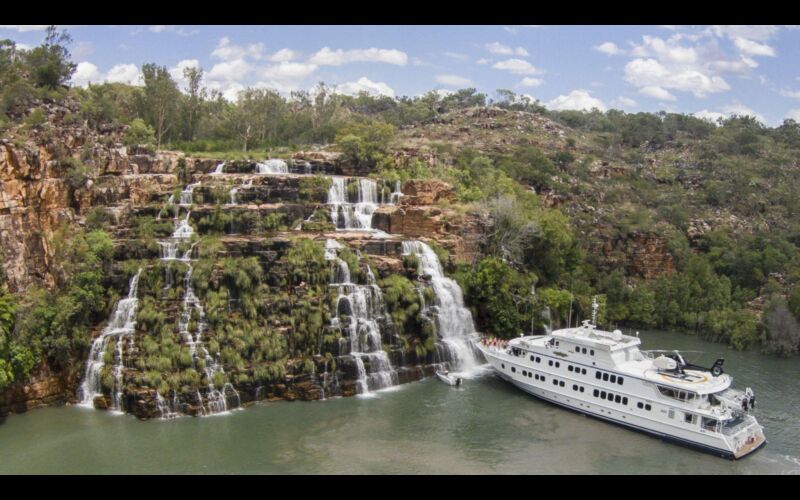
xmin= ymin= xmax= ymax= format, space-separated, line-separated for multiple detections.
xmin=3 ymin=24 xmax=800 ymax=126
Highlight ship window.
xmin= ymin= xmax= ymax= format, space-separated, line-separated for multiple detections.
xmin=553 ymin=379 xmax=558 ymax=386
xmin=595 ymin=372 xmax=601 ymax=380
xmin=610 ymin=375 xmax=617 ymax=383
xmin=618 ymin=377 xmax=624 ymax=386
xmin=582 ymin=369 xmax=587 ymax=375
xmin=528 ymin=372 xmax=533 ymax=378
xmin=637 ymin=402 xmax=643 ymax=409
xmin=568 ymin=365 xmax=574 ymax=372
xmin=575 ymin=346 xmax=580 ymax=353
xmin=548 ymin=360 xmax=553 ymax=366
xmin=572 ymin=384 xmax=578 ymax=391
xmin=582 ymin=348 xmax=587 ymax=354
xmin=501 ymin=364 xmax=505 ymax=369
xmin=593 ymin=389 xmax=599 ymax=397
xmin=600 ymin=391 xmax=607 ymax=399
xmin=534 ymin=374 xmax=539 ymax=380
xmin=603 ymin=373 xmax=609 ymax=382
xmin=559 ymin=381 xmax=565 ymax=387
xmin=668 ymin=409 xmax=675 ymax=419
xmin=590 ymin=350 xmax=595 ymax=356
xmin=541 ymin=377 xmax=546 ymax=382
xmin=622 ymin=397 xmax=628 ymax=405
xmin=580 ymin=387 xmax=585 ymax=393
xmin=556 ymin=341 xmax=560 ymax=346
xmin=701 ymin=417 xmax=718 ymax=432
xmin=530 ymin=356 xmax=535 ymax=362
xmin=684 ymin=413 xmax=697 ymax=425
xmin=615 ymin=395 xmax=621 ymax=403
xmin=536 ymin=357 xmax=541 ymax=363
xmin=511 ymin=367 xmax=516 ymax=373
xmin=645 ymin=404 xmax=652 ymax=411
xmin=522 ymin=370 xmax=527 ymax=376
xmin=555 ymin=362 xmax=560 ymax=368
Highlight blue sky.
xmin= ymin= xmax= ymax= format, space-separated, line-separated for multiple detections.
xmin=3 ymin=25 xmax=800 ymax=126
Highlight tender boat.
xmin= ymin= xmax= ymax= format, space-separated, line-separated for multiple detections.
xmin=477 ymin=299 xmax=766 ymax=459
xmin=436 ymin=370 xmax=463 ymax=387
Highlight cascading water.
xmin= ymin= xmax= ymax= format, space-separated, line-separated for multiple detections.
xmin=256 ymin=159 xmax=288 ymax=175
xmin=325 ymin=239 xmax=398 ymax=394
xmin=78 ymin=268 xmax=143 ymax=410
xmin=211 ymin=161 xmax=225 ymax=175
xmin=177 ymin=264 xmax=240 ymax=415
xmin=402 ymin=241 xmax=479 ymax=373
xmin=228 ymin=179 xmax=253 ymax=205
xmin=327 ymin=177 xmax=380 ymax=230
xmin=179 ymin=183 xmax=201 ymax=206
xmin=172 ymin=212 xmax=194 ymax=239
xmin=389 ymin=180 xmax=404 ymax=205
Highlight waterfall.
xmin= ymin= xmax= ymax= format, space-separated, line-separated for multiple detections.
xmin=228 ymin=179 xmax=253 ymax=205
xmin=325 ymin=239 xmax=398 ymax=394
xmin=178 ymin=264 xmax=240 ymax=415
xmin=327 ymin=177 xmax=380 ymax=230
xmin=78 ymin=268 xmax=143 ymax=409
xmin=256 ymin=159 xmax=288 ymax=174
xmin=402 ymin=241 xmax=479 ymax=373
xmin=390 ymin=180 xmax=404 ymax=204
xmin=211 ymin=162 xmax=225 ymax=175
xmin=179 ymin=183 xmax=200 ymax=206
xmin=172 ymin=212 xmax=194 ymax=239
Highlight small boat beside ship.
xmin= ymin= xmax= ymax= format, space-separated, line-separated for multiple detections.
xmin=476 ymin=299 xmax=767 ymax=459
xmin=436 ymin=369 xmax=463 ymax=387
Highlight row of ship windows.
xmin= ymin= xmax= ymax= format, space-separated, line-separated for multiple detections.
xmin=528 ymin=354 xmax=624 ymax=386
xmin=592 ymin=389 xmax=628 ymax=406
xmin=503 ymin=363 xmax=652 ymax=411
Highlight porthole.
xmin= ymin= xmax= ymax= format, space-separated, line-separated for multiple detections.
xmin=601 ymin=391 xmax=607 ymax=399
xmin=610 ymin=375 xmax=617 ymax=383
xmin=622 ymin=397 xmax=628 ymax=405
xmin=548 ymin=360 xmax=553 ymax=367
xmin=637 ymin=402 xmax=643 ymax=409
xmin=618 ymin=377 xmax=624 ymax=385
xmin=593 ymin=389 xmax=599 ymax=397
xmin=596 ymin=372 xmax=601 ymax=380
xmin=555 ymin=362 xmax=560 ymax=368
xmin=603 ymin=373 xmax=609 ymax=382
xmin=579 ymin=387 xmax=585 ymax=393
xmin=615 ymin=395 xmax=621 ymax=403
xmin=559 ymin=381 xmax=565 ymax=387
xmin=511 ymin=367 xmax=516 ymax=373
xmin=501 ymin=363 xmax=505 ymax=369
xmin=645 ymin=404 xmax=652 ymax=411
xmin=568 ymin=366 xmax=574 ymax=372
xmin=582 ymin=369 xmax=587 ymax=375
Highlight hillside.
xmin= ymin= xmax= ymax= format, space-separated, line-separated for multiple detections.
xmin=2 ymin=34 xmax=800 ymax=418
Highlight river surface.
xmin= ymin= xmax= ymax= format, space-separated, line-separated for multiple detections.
xmin=1 ymin=329 xmax=798 ymax=474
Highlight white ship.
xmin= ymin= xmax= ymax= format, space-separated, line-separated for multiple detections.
xmin=477 ymin=299 xmax=766 ymax=459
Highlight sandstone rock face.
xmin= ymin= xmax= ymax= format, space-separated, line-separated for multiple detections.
xmin=400 ymin=179 xmax=456 ymax=206
xmin=0 ymin=366 xmax=75 ymax=417
xmin=591 ymin=227 xmax=676 ymax=280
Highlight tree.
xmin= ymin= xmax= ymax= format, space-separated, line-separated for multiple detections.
xmin=24 ymin=26 xmax=76 ymax=89
xmin=180 ymin=65 xmax=205 ymax=141
xmin=139 ymin=63 xmax=180 ymax=149
xmin=763 ymin=301 xmax=800 ymax=356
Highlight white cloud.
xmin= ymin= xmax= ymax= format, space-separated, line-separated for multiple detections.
xmin=308 ymin=47 xmax=408 ymax=66
xmin=780 ymin=89 xmax=800 ymax=99
xmin=69 ymin=61 xmax=141 ymax=87
xmin=106 ymin=64 xmax=141 ymax=85
xmin=546 ymin=90 xmax=607 ymax=111
xmin=435 ymin=74 xmax=473 ymax=87
xmin=732 ymin=37 xmax=776 ymax=57
xmin=334 ymin=77 xmax=395 ymax=98
xmin=624 ymin=57 xmax=730 ymax=98
xmin=73 ymin=41 xmax=95 ymax=59
xmin=170 ymin=59 xmax=201 ymax=90
xmin=722 ymin=103 xmax=766 ymax=124
xmin=211 ymin=37 xmax=264 ymax=61
xmin=476 ymin=58 xmax=491 ymax=65
xmin=492 ymin=58 xmax=540 ymax=75
xmin=207 ymin=59 xmax=253 ymax=82
xmin=519 ymin=77 xmax=543 ymax=87
xmin=443 ymin=51 xmax=468 ymax=60
xmin=594 ymin=42 xmax=622 ymax=56
xmin=611 ymin=96 xmax=638 ymax=108
xmin=693 ymin=109 xmax=726 ymax=124
xmin=639 ymin=85 xmax=677 ymax=101
xmin=0 ymin=25 xmax=48 ymax=32
xmin=268 ymin=48 xmax=299 ymax=62
xmin=148 ymin=25 xmax=198 ymax=36
xmin=786 ymin=109 xmax=800 ymax=121
xmin=71 ymin=62 xmax=103 ymax=87
xmin=486 ymin=42 xmax=528 ymax=56
xmin=259 ymin=62 xmax=318 ymax=80
xmin=709 ymin=25 xmax=779 ymax=43
xmin=150 ymin=25 xmax=169 ymax=33
xmin=620 ymin=30 xmax=781 ymax=98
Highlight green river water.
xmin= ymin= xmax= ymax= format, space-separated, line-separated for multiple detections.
xmin=1 ymin=329 xmax=798 ymax=474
